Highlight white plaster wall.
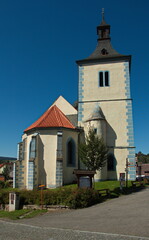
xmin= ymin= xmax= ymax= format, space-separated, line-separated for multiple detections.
xmin=22 ymin=130 xmax=57 ymax=188
xmin=94 ymin=148 xmax=128 ymax=181
xmin=83 ymin=121 xmax=107 ymax=181
xmin=82 ymin=61 xmax=127 ymax=102
xmin=21 ymin=133 xmax=36 ymax=188
xmin=108 ymin=148 xmax=128 ymax=180
xmin=95 ymin=165 xmax=107 ymax=181
xmin=23 ymin=134 xmax=35 ymax=188
xmin=52 ymin=96 xmax=77 ymax=115
xmin=78 ymin=60 xmax=131 ymax=181
xmin=79 ymin=60 xmax=129 ymax=147
xmin=84 ymin=120 xmax=107 ymax=143
xmin=82 ymin=100 xmax=128 ymax=147
xmin=22 ymin=129 xmax=79 ymax=188
xmin=38 ymin=130 xmax=57 ymax=188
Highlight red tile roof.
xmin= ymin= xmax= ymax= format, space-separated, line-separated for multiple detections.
xmin=0 ymin=175 xmax=5 ymax=181
xmin=24 ymin=105 xmax=75 ymax=132
xmin=0 ymin=163 xmax=12 ymax=168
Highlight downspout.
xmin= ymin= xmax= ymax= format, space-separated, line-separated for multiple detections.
xmin=13 ymin=162 xmax=16 ymax=188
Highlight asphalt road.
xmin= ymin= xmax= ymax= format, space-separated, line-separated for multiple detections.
xmin=0 ymin=187 xmax=149 ymax=240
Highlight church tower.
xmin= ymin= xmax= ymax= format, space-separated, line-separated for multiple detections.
xmin=77 ymin=11 xmax=136 ymax=181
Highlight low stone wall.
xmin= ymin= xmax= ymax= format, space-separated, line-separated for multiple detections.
xmin=23 ymin=204 xmax=69 ymax=210
xmin=0 ymin=204 xmax=9 ymax=211
xmin=0 ymin=203 xmax=69 ymax=211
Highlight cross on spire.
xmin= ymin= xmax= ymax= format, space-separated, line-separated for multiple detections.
xmin=97 ymin=9 xmax=111 ymax=41
xmin=102 ymin=8 xmax=104 ymax=21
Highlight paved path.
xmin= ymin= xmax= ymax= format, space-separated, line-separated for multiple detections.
xmin=0 ymin=188 xmax=149 ymax=240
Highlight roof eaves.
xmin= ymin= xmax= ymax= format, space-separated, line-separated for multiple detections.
xmin=76 ymin=55 xmax=131 ymax=65
xmin=24 ymin=126 xmax=77 ymax=134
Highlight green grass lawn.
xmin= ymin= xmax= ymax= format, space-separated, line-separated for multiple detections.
xmin=0 ymin=180 xmax=145 ymax=214
xmin=0 ymin=209 xmax=47 ymax=220
xmin=94 ymin=180 xmax=131 ymax=191
xmin=58 ymin=180 xmax=139 ymax=199
xmin=0 ymin=180 xmax=146 ymax=216
xmin=0 ymin=180 xmax=137 ymax=193
xmin=60 ymin=180 xmax=131 ymax=191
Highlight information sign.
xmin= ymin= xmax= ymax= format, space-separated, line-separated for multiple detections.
xmin=120 ymin=173 xmax=125 ymax=190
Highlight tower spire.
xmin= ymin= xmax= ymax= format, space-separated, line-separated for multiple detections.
xmin=76 ymin=11 xmax=128 ymax=63
xmin=97 ymin=9 xmax=110 ymax=41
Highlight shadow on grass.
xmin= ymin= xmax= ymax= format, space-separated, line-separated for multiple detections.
xmin=96 ymin=185 xmax=147 ymax=206
xmin=111 ymin=185 xmax=146 ymax=197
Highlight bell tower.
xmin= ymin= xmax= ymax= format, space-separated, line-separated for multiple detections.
xmin=97 ymin=8 xmax=110 ymax=41
xmin=77 ymin=10 xmax=136 ymax=181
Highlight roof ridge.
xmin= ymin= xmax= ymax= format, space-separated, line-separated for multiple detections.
xmin=24 ymin=104 xmax=75 ymax=132
xmin=54 ymin=105 xmax=62 ymax=126
xmin=38 ymin=105 xmax=53 ymax=126
xmin=54 ymin=105 xmax=75 ymax=128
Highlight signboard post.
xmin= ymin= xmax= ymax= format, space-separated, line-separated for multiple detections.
xmin=9 ymin=192 xmax=20 ymax=211
xmin=73 ymin=170 xmax=96 ymax=188
xmin=39 ymin=185 xmax=45 ymax=209
xmin=79 ymin=177 xmax=90 ymax=188
xmin=119 ymin=173 xmax=125 ymax=190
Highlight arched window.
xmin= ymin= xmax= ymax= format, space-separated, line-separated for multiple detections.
xmin=67 ymin=138 xmax=76 ymax=167
xmin=107 ymin=153 xmax=116 ymax=171
xmin=29 ymin=137 xmax=36 ymax=160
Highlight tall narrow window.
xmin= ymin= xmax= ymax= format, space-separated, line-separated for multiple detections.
xmin=94 ymin=128 xmax=97 ymax=134
xmin=22 ymin=140 xmax=25 ymax=160
xmin=18 ymin=142 xmax=23 ymax=161
xmin=57 ymin=131 xmax=63 ymax=159
xmin=107 ymin=153 xmax=115 ymax=171
xmin=105 ymin=71 xmax=109 ymax=86
xmin=99 ymin=72 xmax=103 ymax=87
xmin=99 ymin=71 xmax=110 ymax=87
xmin=67 ymin=138 xmax=76 ymax=167
xmin=29 ymin=137 xmax=36 ymax=159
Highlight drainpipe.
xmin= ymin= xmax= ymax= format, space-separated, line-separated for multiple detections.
xmin=13 ymin=162 xmax=16 ymax=188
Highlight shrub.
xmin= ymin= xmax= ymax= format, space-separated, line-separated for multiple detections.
xmin=43 ymin=187 xmax=74 ymax=205
xmin=0 ymin=181 xmax=11 ymax=189
xmin=0 ymin=181 xmax=5 ymax=189
xmin=19 ymin=190 xmax=40 ymax=205
xmin=66 ymin=188 xmax=100 ymax=209
xmin=0 ymin=190 xmax=9 ymax=205
xmin=43 ymin=190 xmax=59 ymax=205
xmin=0 ymin=187 xmax=100 ymax=209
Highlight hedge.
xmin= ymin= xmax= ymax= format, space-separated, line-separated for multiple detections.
xmin=0 ymin=188 xmax=101 ymax=209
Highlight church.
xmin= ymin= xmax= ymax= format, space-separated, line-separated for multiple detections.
xmin=13 ymin=12 xmax=136 ymax=189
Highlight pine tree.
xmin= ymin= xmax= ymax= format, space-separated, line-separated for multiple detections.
xmin=2 ymin=165 xmax=10 ymax=181
xmin=79 ymin=128 xmax=108 ymax=172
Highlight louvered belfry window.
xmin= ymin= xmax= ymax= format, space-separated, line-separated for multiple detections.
xmin=99 ymin=71 xmax=109 ymax=87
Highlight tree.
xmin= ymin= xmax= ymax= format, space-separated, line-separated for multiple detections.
xmin=79 ymin=128 xmax=108 ymax=172
xmin=2 ymin=165 xmax=10 ymax=181
xmin=136 ymin=152 xmax=149 ymax=163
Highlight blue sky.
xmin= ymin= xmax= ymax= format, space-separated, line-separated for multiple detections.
xmin=0 ymin=0 xmax=148 ymax=157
